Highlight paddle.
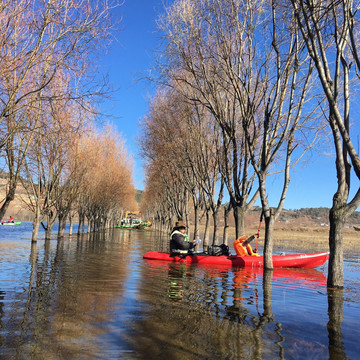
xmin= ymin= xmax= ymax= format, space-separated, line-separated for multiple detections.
xmin=242 ymin=234 xmax=256 ymax=247
xmin=255 ymin=211 xmax=264 ymax=252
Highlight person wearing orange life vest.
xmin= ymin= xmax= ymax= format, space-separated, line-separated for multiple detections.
xmin=170 ymin=220 xmax=196 ymax=256
xmin=233 ymin=235 xmax=260 ymax=257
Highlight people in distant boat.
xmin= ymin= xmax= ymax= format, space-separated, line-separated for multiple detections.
xmin=1 ymin=216 xmax=14 ymax=224
xmin=170 ymin=220 xmax=196 ymax=256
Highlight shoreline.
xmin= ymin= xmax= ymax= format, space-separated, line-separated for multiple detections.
xmin=192 ymin=224 xmax=359 ymax=253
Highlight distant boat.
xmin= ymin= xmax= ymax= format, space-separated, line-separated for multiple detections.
xmin=1 ymin=221 xmax=21 ymax=226
xmin=116 ymin=218 xmax=142 ymax=229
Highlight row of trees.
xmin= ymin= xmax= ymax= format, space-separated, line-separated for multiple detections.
xmin=139 ymin=0 xmax=360 ymax=288
xmin=0 ymin=0 xmax=137 ymax=241
xmin=21 ymin=124 xmax=137 ymax=241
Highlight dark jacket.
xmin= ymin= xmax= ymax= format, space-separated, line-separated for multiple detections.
xmin=170 ymin=230 xmax=194 ymax=253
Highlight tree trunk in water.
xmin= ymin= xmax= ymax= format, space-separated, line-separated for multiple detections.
xmin=185 ymin=211 xmax=191 ymax=239
xmin=233 ymin=205 xmax=245 ymax=238
xmin=32 ymin=217 xmax=41 ymax=243
xmin=263 ymin=214 xmax=274 ymax=269
xmin=203 ymin=211 xmax=210 ymax=250
xmin=44 ymin=218 xmax=55 ymax=240
xmin=212 ymin=209 xmax=219 ymax=245
xmin=45 ymin=226 xmax=52 ymax=240
xmin=193 ymin=204 xmax=200 ymax=240
xmin=58 ymin=216 xmax=66 ymax=238
xmin=78 ymin=218 xmax=83 ymax=235
xmin=328 ymin=206 xmax=344 ymax=288
xmin=0 ymin=190 xmax=16 ymax=221
xmin=43 ymin=211 xmax=57 ymax=240
xmin=69 ymin=217 xmax=73 ymax=236
xmin=262 ymin=269 xmax=273 ymax=318
xmin=327 ymin=288 xmax=345 ymax=357
xmin=223 ymin=205 xmax=231 ymax=246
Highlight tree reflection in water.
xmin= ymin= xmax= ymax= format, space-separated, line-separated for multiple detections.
xmin=167 ymin=263 xmax=187 ymax=302
xmin=135 ymin=259 xmax=354 ymax=360
xmin=327 ymin=288 xmax=347 ymax=359
xmin=0 ymin=228 xmax=358 ymax=359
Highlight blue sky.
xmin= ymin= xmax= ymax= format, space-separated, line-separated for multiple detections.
xmin=100 ymin=0 xmax=165 ymax=191
xmin=99 ymin=0 xmax=359 ymax=210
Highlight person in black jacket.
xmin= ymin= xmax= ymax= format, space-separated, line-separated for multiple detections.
xmin=170 ymin=220 xmax=196 ymax=256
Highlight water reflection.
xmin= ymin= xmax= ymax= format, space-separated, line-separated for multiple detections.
xmin=1 ymin=230 xmax=140 ymax=359
xmin=167 ymin=263 xmax=187 ymax=302
xmin=0 ymin=229 xmax=359 ymax=359
xmin=327 ymin=288 xmax=347 ymax=359
xmin=137 ymin=260 xmax=332 ymax=359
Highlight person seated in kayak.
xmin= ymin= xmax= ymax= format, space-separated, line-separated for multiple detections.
xmin=1 ymin=216 xmax=14 ymax=224
xmin=170 ymin=221 xmax=196 ymax=256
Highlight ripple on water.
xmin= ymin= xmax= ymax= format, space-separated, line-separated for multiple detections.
xmin=0 ymin=229 xmax=359 ymax=360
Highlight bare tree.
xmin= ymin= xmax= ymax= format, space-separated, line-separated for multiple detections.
xmin=21 ymin=86 xmax=87 ymax=241
xmin=141 ymin=164 xmax=178 ymax=232
xmin=234 ymin=0 xmax=321 ymax=268
xmin=0 ymin=0 xmax=121 ymax=220
xmin=290 ymin=0 xmax=360 ymax=287
xmin=139 ymin=86 xmax=228 ymax=245
xmin=78 ymin=125 xmax=137 ymax=232
xmin=139 ymin=90 xmax=190 ymax=227
xmin=157 ymin=0 xmax=323 ymax=268
xmin=157 ymin=0 xmax=261 ymax=237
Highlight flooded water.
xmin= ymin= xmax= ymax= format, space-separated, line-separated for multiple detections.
xmin=0 ymin=223 xmax=359 ymax=359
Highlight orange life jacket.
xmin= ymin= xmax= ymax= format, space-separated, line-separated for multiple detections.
xmin=233 ymin=236 xmax=260 ymax=257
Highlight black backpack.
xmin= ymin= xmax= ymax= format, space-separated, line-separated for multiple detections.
xmin=208 ymin=244 xmax=230 ymax=256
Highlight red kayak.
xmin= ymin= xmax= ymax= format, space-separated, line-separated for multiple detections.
xmin=143 ymin=251 xmax=330 ymax=269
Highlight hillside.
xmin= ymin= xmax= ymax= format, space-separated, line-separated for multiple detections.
xmin=246 ymin=206 xmax=360 ymax=228
xmin=0 ymin=178 xmax=34 ymax=221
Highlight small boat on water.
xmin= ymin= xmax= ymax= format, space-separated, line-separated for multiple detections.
xmin=143 ymin=251 xmax=330 ymax=269
xmin=116 ymin=219 xmax=152 ymax=230
xmin=1 ymin=221 xmax=21 ymax=226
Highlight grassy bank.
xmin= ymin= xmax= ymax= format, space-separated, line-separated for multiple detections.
xmin=192 ymin=224 xmax=359 ymax=253
xmin=239 ymin=225 xmax=359 ymax=253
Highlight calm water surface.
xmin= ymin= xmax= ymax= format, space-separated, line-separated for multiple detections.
xmin=0 ymin=222 xmax=359 ymax=359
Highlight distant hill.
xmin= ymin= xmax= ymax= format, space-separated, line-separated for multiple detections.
xmin=1 ymin=174 xmax=360 ymax=227
xmin=246 ymin=206 xmax=360 ymax=228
